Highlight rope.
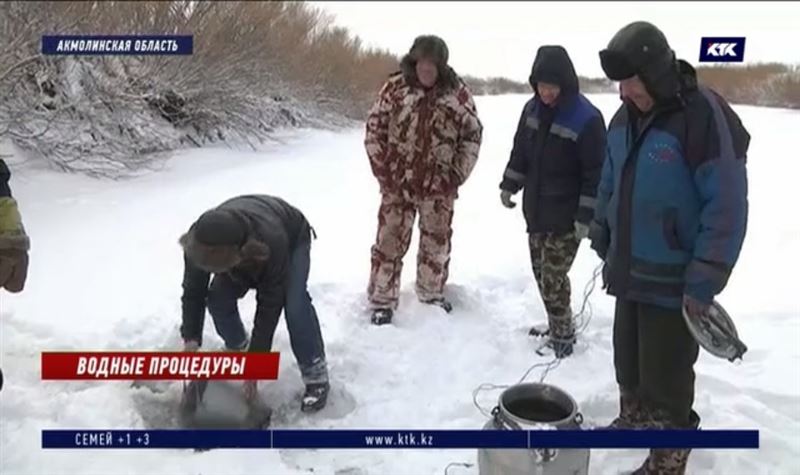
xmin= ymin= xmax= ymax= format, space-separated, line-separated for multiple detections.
xmin=443 ymin=462 xmax=474 ymax=475
xmin=457 ymin=262 xmax=604 ymax=475
xmin=472 ymin=261 xmax=604 ymax=417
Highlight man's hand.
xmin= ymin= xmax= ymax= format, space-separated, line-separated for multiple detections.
xmin=683 ymin=294 xmax=710 ymax=320
xmin=183 ymin=340 xmax=200 ymax=352
xmin=588 ymin=220 xmax=609 ymax=260
xmin=574 ymin=221 xmax=590 ymax=240
xmin=243 ymin=380 xmax=258 ymax=401
xmin=500 ymin=190 xmax=517 ymax=209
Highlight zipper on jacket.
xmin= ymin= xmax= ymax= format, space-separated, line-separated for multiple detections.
xmin=614 ymin=111 xmax=657 ymax=294
xmin=613 ymin=103 xmax=682 ymax=295
xmin=531 ymin=105 xmax=555 ymax=227
xmin=417 ymin=91 xmax=434 ymax=195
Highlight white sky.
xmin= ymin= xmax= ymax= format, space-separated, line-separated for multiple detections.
xmin=310 ymin=1 xmax=800 ymax=81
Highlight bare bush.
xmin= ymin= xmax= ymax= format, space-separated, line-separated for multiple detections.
xmin=463 ymin=63 xmax=800 ymax=109
xmin=0 ymin=1 xmax=399 ymax=177
xmin=5 ymin=1 xmax=793 ymax=178
xmin=463 ymin=75 xmax=615 ymax=96
xmin=766 ymin=68 xmax=800 ymax=109
xmin=697 ymin=63 xmax=800 ymax=109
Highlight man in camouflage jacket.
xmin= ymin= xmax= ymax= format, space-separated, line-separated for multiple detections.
xmin=0 ymin=158 xmax=31 ymax=391
xmin=364 ymin=35 xmax=483 ymax=325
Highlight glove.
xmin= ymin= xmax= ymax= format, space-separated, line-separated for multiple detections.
xmin=588 ymin=220 xmax=609 ymax=260
xmin=683 ymin=294 xmax=710 ymax=320
xmin=183 ymin=340 xmax=200 ymax=352
xmin=574 ymin=221 xmax=590 ymax=240
xmin=243 ymin=380 xmax=258 ymax=401
xmin=0 ymin=197 xmax=30 ymax=293
xmin=500 ymin=190 xmax=516 ymax=209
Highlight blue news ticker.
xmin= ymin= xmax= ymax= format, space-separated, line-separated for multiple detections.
xmin=43 ymin=429 xmax=760 ymax=450
xmin=41 ymin=35 xmax=193 ymax=55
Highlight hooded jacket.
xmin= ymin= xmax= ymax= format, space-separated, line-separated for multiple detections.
xmin=500 ymin=46 xmax=607 ymax=234
xmin=179 ymin=195 xmax=312 ymax=352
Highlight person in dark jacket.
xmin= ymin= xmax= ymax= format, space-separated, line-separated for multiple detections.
xmin=179 ymin=195 xmax=330 ymax=412
xmin=0 ymin=158 xmax=31 ymax=391
xmin=593 ymin=21 xmax=750 ymax=474
xmin=499 ymin=45 xmax=606 ymax=358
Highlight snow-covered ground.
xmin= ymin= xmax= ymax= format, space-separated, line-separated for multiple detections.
xmin=1 ymin=94 xmax=798 ymax=475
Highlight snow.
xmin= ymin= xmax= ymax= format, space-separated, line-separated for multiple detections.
xmin=2 ymin=94 xmax=799 ymax=475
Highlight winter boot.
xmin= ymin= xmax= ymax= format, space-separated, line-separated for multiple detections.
xmin=371 ymin=308 xmax=393 ymax=325
xmin=301 ymin=382 xmax=330 ymax=413
xmin=422 ymin=297 xmax=453 ymax=313
xmin=606 ymin=387 xmax=645 ymax=429
xmin=546 ymin=333 xmax=575 ymax=358
xmin=632 ymin=448 xmax=692 ymax=475
xmin=631 ymin=410 xmax=700 ymax=474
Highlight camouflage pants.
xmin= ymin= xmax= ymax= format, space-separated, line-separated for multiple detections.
xmin=368 ymin=193 xmax=455 ymax=309
xmin=529 ymin=231 xmax=579 ymax=337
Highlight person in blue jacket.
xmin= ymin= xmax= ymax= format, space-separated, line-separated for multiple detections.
xmin=593 ymin=21 xmax=750 ymax=474
xmin=499 ymin=45 xmax=606 ymax=358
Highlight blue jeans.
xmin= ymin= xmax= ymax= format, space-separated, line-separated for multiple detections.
xmin=207 ymin=239 xmax=328 ymax=385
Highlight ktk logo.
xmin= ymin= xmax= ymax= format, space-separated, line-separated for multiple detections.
xmin=699 ymin=37 xmax=746 ymax=63
xmin=707 ymin=43 xmax=738 ymax=57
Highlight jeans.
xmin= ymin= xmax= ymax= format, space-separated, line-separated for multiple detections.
xmin=206 ymin=238 xmax=328 ymax=385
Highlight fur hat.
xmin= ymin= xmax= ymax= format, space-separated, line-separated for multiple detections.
xmin=599 ymin=21 xmax=680 ymax=102
xmin=179 ymin=209 xmax=270 ymax=273
xmin=399 ymin=34 xmax=460 ymax=91
xmin=409 ymin=35 xmax=449 ymax=67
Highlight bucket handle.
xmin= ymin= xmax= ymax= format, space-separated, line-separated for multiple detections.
xmin=574 ymin=412 xmax=583 ymax=425
xmin=535 ymin=448 xmax=558 ymax=464
xmin=491 ymin=406 xmax=523 ymax=431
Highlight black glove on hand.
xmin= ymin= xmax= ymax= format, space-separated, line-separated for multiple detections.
xmin=500 ymin=190 xmax=516 ymax=209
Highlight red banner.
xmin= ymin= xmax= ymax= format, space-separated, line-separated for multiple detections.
xmin=41 ymin=352 xmax=280 ymax=380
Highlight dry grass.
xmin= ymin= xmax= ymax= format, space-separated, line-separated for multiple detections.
xmin=464 ymin=75 xmax=616 ymax=96
xmin=1 ymin=2 xmax=796 ymax=175
xmin=0 ymin=1 xmax=399 ymax=175
xmin=697 ymin=63 xmax=800 ymax=109
xmin=466 ymin=64 xmax=800 ymax=110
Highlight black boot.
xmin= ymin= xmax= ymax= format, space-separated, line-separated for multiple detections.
xmin=301 ymin=382 xmax=330 ymax=413
xmin=371 ymin=308 xmax=393 ymax=325
xmin=528 ymin=325 xmax=550 ymax=337
xmin=422 ymin=297 xmax=453 ymax=313
xmin=547 ymin=333 xmax=575 ymax=358
xmin=0 ymin=367 xmax=3 ymax=392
